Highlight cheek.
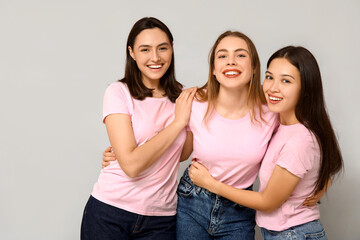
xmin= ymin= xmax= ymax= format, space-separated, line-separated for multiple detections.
xmin=262 ymin=81 xmax=270 ymax=93
xmin=164 ymin=52 xmax=172 ymax=62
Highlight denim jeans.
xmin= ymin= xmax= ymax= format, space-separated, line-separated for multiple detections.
xmin=260 ymin=219 xmax=327 ymax=240
xmin=81 ymin=196 xmax=176 ymax=240
xmin=176 ymin=168 xmax=256 ymax=240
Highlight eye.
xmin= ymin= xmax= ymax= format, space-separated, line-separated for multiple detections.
xmin=217 ymin=55 xmax=226 ymax=59
xmin=282 ymin=79 xmax=291 ymax=83
xmin=237 ymin=54 xmax=246 ymax=58
xmin=265 ymin=75 xmax=273 ymax=80
xmin=159 ymin=47 xmax=169 ymax=51
xmin=140 ymin=48 xmax=149 ymax=52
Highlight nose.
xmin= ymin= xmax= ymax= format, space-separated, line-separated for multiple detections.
xmin=226 ymin=54 xmax=236 ymax=66
xmin=151 ymin=50 xmax=160 ymax=62
xmin=269 ymin=79 xmax=280 ymax=92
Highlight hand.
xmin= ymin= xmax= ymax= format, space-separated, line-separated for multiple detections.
xmin=302 ymin=188 xmax=326 ymax=207
xmin=174 ymin=87 xmax=197 ymax=127
xmin=188 ymin=160 xmax=216 ymax=191
xmin=102 ymin=146 xmax=116 ymax=169
xmin=302 ymin=179 xmax=330 ymax=207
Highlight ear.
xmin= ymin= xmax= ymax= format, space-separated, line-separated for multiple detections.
xmin=128 ymin=46 xmax=135 ymax=61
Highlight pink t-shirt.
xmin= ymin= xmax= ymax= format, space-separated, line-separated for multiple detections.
xmin=256 ymin=123 xmax=321 ymax=231
xmin=91 ymin=82 xmax=187 ymax=216
xmin=189 ymin=100 xmax=279 ymax=189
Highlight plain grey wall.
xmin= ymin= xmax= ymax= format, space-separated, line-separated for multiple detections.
xmin=1 ymin=0 xmax=359 ymax=239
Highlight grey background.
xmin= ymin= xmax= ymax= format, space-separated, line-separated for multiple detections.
xmin=1 ymin=0 xmax=359 ymax=239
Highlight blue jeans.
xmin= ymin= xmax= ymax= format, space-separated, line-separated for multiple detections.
xmin=260 ymin=219 xmax=327 ymax=240
xmin=176 ymin=168 xmax=256 ymax=240
xmin=81 ymin=196 xmax=176 ymax=240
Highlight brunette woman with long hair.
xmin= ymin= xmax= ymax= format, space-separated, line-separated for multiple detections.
xmin=81 ymin=17 xmax=195 ymax=240
xmin=189 ymin=46 xmax=343 ymax=239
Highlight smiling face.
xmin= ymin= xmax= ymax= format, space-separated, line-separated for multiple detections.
xmin=213 ymin=36 xmax=252 ymax=91
xmin=128 ymin=27 xmax=172 ymax=87
xmin=263 ymin=58 xmax=301 ymax=125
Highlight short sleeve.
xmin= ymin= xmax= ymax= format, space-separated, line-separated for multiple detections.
xmin=102 ymin=82 xmax=133 ymax=123
xmin=276 ymin=134 xmax=319 ymax=178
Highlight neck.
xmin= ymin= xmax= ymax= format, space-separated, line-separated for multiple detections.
xmin=280 ymin=111 xmax=299 ymax=125
xmin=142 ymin=78 xmax=164 ymax=98
xmin=142 ymin=77 xmax=160 ymax=90
xmin=214 ymin=86 xmax=250 ymax=119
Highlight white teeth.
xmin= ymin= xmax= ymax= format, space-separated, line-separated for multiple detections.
xmin=148 ymin=65 xmax=162 ymax=69
xmin=269 ymin=96 xmax=282 ymax=101
xmin=224 ymin=71 xmax=240 ymax=75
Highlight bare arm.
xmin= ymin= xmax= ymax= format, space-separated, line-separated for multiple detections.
xmin=102 ymin=130 xmax=193 ymax=167
xmin=106 ymin=88 xmax=196 ymax=178
xmin=189 ymin=161 xmax=300 ymax=213
xmin=180 ymin=131 xmax=193 ymax=162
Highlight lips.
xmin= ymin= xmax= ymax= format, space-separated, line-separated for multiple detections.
xmin=268 ymin=94 xmax=283 ymax=104
xmin=223 ymin=69 xmax=241 ymax=78
xmin=148 ymin=64 xmax=163 ymax=70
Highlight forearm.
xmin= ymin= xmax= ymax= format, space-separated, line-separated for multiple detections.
xmin=210 ymin=181 xmax=275 ymax=212
xmin=112 ymin=120 xmax=185 ymax=177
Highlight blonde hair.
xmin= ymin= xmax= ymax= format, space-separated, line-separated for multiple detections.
xmin=196 ymin=31 xmax=265 ymax=123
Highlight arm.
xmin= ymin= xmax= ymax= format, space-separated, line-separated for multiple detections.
xmin=101 ymin=131 xmax=193 ymax=167
xmin=180 ymin=131 xmax=193 ymax=162
xmin=106 ymin=88 xmax=197 ymax=178
xmin=189 ymin=161 xmax=300 ymax=213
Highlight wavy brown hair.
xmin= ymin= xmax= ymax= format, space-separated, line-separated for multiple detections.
xmin=196 ymin=31 xmax=265 ymax=123
xmin=119 ymin=17 xmax=182 ymax=103
xmin=267 ymin=46 xmax=344 ymax=194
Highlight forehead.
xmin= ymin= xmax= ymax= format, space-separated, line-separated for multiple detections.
xmin=268 ymin=58 xmax=300 ymax=76
xmin=134 ymin=28 xmax=170 ymax=46
xmin=216 ymin=36 xmax=249 ymax=52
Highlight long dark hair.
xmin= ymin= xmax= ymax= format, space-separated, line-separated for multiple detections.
xmin=120 ymin=17 xmax=182 ymax=102
xmin=267 ymin=46 xmax=343 ymax=194
xmin=197 ymin=31 xmax=265 ymax=123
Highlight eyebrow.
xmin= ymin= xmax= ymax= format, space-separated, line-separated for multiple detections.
xmin=138 ymin=42 xmax=170 ymax=49
xmin=216 ymin=48 xmax=249 ymax=55
xmin=265 ymin=71 xmax=295 ymax=80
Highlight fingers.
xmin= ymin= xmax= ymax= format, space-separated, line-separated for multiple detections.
xmin=176 ymin=87 xmax=197 ymax=102
xmin=303 ymin=196 xmax=319 ymax=207
xmin=103 ymin=148 xmax=116 ymax=162
xmin=102 ymin=162 xmax=110 ymax=169
xmin=191 ymin=161 xmax=201 ymax=169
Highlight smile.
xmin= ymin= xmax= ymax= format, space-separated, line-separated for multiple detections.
xmin=223 ymin=69 xmax=241 ymax=77
xmin=148 ymin=64 xmax=163 ymax=69
xmin=269 ymin=96 xmax=282 ymax=101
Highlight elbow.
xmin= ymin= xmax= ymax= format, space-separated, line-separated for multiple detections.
xmin=260 ymin=206 xmax=277 ymax=213
xmin=116 ymin=159 xmax=141 ymax=178
xmin=121 ymin=167 xmax=140 ymax=178
xmin=124 ymin=171 xmax=139 ymax=178
xmin=258 ymin=202 xmax=280 ymax=213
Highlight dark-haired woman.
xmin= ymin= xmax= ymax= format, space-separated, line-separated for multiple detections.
xmin=80 ymin=17 xmax=195 ymax=240
xmin=189 ymin=46 xmax=343 ymax=240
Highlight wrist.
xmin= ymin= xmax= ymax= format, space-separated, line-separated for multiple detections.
xmin=172 ymin=119 xmax=187 ymax=129
xmin=208 ymin=178 xmax=220 ymax=194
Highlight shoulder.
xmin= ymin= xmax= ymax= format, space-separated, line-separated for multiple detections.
xmin=277 ymin=124 xmax=320 ymax=176
xmin=284 ymin=125 xmax=319 ymax=153
xmin=106 ymin=81 xmax=129 ymax=92
xmin=192 ymin=98 xmax=208 ymax=109
xmin=260 ymin=104 xmax=278 ymax=120
xmin=251 ymin=104 xmax=279 ymax=127
xmin=105 ymin=82 xmax=131 ymax=98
